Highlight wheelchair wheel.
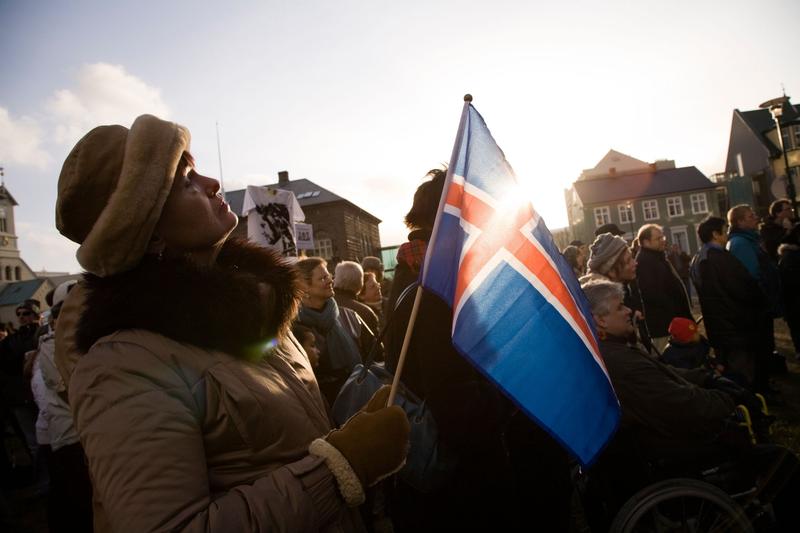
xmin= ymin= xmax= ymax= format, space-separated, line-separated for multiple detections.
xmin=610 ymin=478 xmax=754 ymax=533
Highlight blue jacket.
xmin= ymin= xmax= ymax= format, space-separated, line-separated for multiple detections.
xmin=726 ymin=228 xmax=760 ymax=280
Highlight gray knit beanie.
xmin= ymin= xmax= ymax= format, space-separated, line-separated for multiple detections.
xmin=587 ymin=233 xmax=629 ymax=275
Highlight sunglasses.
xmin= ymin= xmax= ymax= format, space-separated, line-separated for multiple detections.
xmin=16 ymin=310 xmax=33 ymax=317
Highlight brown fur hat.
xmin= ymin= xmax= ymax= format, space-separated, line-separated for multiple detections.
xmin=56 ymin=114 xmax=190 ymax=277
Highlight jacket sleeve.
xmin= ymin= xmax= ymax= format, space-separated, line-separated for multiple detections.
xmin=70 ymin=341 xmax=346 ymax=532
xmin=613 ymin=354 xmax=735 ymax=442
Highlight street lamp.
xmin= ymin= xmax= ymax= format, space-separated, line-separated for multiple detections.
xmin=759 ymin=96 xmax=798 ymax=211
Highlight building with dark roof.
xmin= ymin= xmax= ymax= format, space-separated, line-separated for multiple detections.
xmin=0 ymin=278 xmax=54 ymax=325
xmin=724 ymin=95 xmax=800 ymax=214
xmin=226 ymin=171 xmax=382 ymax=261
xmin=565 ymin=150 xmax=721 ymax=254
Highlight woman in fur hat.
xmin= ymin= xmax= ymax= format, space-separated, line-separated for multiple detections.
xmin=54 ymin=114 xmax=409 ymax=532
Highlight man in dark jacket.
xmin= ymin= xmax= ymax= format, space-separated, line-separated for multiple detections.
xmin=635 ymin=224 xmax=693 ymax=352
xmin=0 ymin=299 xmax=44 ymax=467
xmin=760 ymin=198 xmax=796 ymax=262
xmin=690 ymin=216 xmax=765 ymax=388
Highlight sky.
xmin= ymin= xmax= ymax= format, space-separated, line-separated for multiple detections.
xmin=1 ymin=0 xmax=799 ymax=273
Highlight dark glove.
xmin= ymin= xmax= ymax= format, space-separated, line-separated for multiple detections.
xmin=310 ymin=385 xmax=410 ymax=506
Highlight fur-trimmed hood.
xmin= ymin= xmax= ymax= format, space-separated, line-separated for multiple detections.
xmin=75 ymin=238 xmax=302 ymax=360
xmin=778 ymin=242 xmax=799 ymax=258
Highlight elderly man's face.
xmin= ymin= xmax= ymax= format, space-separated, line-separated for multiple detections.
xmin=595 ymin=295 xmax=634 ymax=338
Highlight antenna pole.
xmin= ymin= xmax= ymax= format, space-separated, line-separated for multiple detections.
xmin=216 ymin=122 xmax=226 ymax=200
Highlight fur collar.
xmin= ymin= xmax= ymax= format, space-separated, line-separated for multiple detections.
xmin=779 ymin=243 xmax=799 ymax=257
xmin=75 ymin=238 xmax=301 ymax=360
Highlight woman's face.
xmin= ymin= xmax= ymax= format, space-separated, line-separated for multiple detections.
xmin=155 ymin=155 xmax=238 ymax=252
xmin=306 ymin=264 xmax=334 ymax=301
xmin=609 ymin=248 xmax=636 ymax=282
xmin=359 ymin=272 xmax=381 ymax=302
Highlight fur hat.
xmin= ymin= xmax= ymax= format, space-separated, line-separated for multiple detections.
xmin=56 ymin=114 xmax=190 ymax=277
xmin=587 ymin=233 xmax=629 ymax=275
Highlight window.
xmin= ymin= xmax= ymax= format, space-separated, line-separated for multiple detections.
xmin=593 ymin=206 xmax=611 ymax=227
xmin=666 ymin=197 xmax=684 ymax=217
xmin=618 ymin=203 xmax=635 ymax=224
xmin=794 ymin=126 xmax=800 ymax=149
xmin=313 ymin=238 xmax=333 ymax=260
xmin=670 ymin=226 xmax=690 ymax=253
xmin=14 ymin=267 xmax=20 ymax=281
xmin=4 ymin=266 xmax=9 ymax=280
xmin=690 ymin=193 xmax=709 ymax=214
xmin=642 ymin=200 xmax=659 ymax=221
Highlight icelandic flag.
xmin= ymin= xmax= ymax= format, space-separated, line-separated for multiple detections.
xmin=421 ymin=100 xmax=619 ymax=465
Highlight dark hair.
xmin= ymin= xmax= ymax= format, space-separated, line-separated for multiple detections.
xmin=697 ymin=216 xmax=726 ymax=244
xmin=769 ymin=198 xmax=791 ymax=218
xmin=292 ymin=323 xmax=314 ymax=343
xmin=562 ymin=245 xmax=581 ymax=269
xmin=296 ymin=257 xmax=326 ymax=283
xmin=404 ymin=168 xmax=447 ymax=230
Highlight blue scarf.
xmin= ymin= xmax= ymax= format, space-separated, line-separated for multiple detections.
xmin=298 ymin=298 xmax=361 ymax=371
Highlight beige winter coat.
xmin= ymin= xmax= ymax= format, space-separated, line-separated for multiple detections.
xmin=69 ymin=328 xmax=361 ymax=532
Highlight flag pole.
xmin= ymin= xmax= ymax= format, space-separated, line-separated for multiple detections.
xmin=387 ymin=94 xmax=473 ymax=407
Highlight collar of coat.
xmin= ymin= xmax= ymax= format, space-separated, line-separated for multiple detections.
xmin=75 ymin=238 xmax=302 ymax=360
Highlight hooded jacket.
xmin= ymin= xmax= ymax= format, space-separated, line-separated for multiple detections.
xmin=62 ymin=239 xmax=362 ymax=532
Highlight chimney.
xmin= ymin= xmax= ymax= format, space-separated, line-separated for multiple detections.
xmin=278 ymin=170 xmax=289 ymax=185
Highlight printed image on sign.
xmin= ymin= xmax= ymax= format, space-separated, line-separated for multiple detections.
xmin=295 ymin=222 xmax=315 ymax=250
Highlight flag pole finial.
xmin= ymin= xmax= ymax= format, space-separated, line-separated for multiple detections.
xmin=463 ymin=94 xmax=473 ymax=102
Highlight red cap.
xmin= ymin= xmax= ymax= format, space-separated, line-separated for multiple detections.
xmin=668 ymin=317 xmax=698 ymax=344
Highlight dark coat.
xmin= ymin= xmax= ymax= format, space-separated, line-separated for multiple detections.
xmin=0 ymin=323 xmax=41 ymax=405
xmin=691 ymin=244 xmax=765 ymax=351
xmin=385 ymin=240 xmax=523 ymax=530
xmin=599 ymin=336 xmax=734 ymax=448
xmin=760 ymin=218 xmax=787 ymax=263
xmin=334 ymin=289 xmax=379 ymax=338
xmin=635 ymin=247 xmax=693 ymax=337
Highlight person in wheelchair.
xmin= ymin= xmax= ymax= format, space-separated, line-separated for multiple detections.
xmin=581 ymin=279 xmax=800 ymax=531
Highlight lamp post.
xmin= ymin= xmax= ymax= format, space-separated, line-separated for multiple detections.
xmin=759 ymin=96 xmax=798 ymax=211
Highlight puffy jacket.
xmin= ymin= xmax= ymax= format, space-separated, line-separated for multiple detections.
xmin=60 ymin=240 xmax=363 ymax=532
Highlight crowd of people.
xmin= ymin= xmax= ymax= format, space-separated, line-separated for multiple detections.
xmin=1 ymin=112 xmax=800 ymax=531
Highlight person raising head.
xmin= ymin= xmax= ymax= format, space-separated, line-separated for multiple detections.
xmin=55 ymin=114 xmax=408 ymax=532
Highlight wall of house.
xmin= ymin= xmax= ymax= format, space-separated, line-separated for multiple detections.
xmin=578 ymin=189 xmax=720 ymax=254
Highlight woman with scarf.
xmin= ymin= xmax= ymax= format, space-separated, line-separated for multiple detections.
xmin=295 ymin=257 xmax=371 ymax=405
xmin=54 ymin=115 xmax=408 ymax=532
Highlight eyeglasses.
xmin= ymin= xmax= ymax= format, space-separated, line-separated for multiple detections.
xmin=16 ymin=311 xmax=33 ymax=317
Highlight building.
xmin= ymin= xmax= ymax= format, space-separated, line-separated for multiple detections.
xmin=724 ymin=96 xmax=800 ymax=214
xmin=565 ymin=150 xmax=720 ymax=254
xmin=227 ymin=171 xmax=382 ymax=261
xmin=0 ymin=184 xmax=37 ymax=282
xmin=0 ymin=182 xmax=57 ymax=324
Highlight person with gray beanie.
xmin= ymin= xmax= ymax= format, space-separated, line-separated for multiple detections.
xmin=580 ymin=233 xmax=651 ymax=351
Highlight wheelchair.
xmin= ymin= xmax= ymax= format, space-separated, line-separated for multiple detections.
xmin=576 ymin=400 xmax=779 ymax=532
